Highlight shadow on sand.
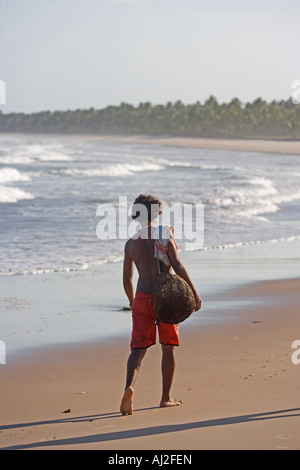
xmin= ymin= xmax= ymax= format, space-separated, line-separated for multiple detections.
xmin=1 ymin=407 xmax=299 ymax=450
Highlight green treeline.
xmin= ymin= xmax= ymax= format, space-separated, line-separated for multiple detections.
xmin=0 ymin=96 xmax=299 ymax=139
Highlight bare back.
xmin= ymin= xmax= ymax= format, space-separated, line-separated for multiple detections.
xmin=123 ymin=225 xmax=201 ymax=310
xmin=125 ymin=236 xmax=170 ymax=294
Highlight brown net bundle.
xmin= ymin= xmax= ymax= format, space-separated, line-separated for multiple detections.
xmin=153 ymin=272 xmax=195 ymax=324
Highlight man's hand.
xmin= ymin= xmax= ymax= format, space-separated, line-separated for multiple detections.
xmin=194 ymin=293 xmax=202 ymax=311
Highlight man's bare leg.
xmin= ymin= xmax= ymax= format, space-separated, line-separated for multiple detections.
xmin=160 ymin=344 xmax=182 ymax=407
xmin=120 ymin=348 xmax=147 ymax=415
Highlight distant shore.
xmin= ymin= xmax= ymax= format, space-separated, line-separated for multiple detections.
xmin=133 ymin=135 xmax=300 ymax=155
xmin=4 ymin=133 xmax=299 ymax=155
xmin=84 ymin=135 xmax=300 ymax=155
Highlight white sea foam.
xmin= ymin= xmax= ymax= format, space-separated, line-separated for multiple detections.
xmin=155 ymin=158 xmax=194 ymax=168
xmin=0 ymin=144 xmax=72 ymax=164
xmin=210 ymin=176 xmax=281 ymax=220
xmin=272 ymin=189 xmax=300 ymax=205
xmin=62 ymin=162 xmax=164 ymax=177
xmin=0 ymin=255 xmax=121 ymax=276
xmin=0 ymin=154 xmax=33 ymax=164
xmin=0 ymin=167 xmax=31 ymax=183
xmin=0 ymin=185 xmax=35 ymax=203
xmin=225 ymin=177 xmax=278 ymax=200
xmin=201 ymin=235 xmax=300 ymax=251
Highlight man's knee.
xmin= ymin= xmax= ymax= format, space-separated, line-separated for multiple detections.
xmin=130 ymin=348 xmax=147 ymax=362
xmin=161 ymin=344 xmax=175 ymax=353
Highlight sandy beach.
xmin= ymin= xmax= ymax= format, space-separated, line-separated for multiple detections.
xmin=73 ymin=135 xmax=300 ymax=156
xmin=7 ymin=132 xmax=300 ymax=155
xmin=1 ymin=276 xmax=299 ymax=451
xmin=0 ymin=135 xmax=299 ymax=452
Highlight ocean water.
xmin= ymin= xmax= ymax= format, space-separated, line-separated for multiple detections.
xmin=1 ymin=133 xmax=300 ymax=357
xmin=1 ymin=133 xmax=300 ymax=276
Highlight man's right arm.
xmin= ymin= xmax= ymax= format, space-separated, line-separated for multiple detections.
xmin=123 ymin=241 xmax=135 ymax=307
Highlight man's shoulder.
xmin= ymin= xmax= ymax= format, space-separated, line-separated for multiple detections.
xmin=125 ymin=237 xmax=136 ymax=247
xmin=124 ymin=237 xmax=137 ymax=253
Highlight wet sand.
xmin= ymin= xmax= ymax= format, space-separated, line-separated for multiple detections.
xmin=1 ymin=277 xmax=299 ymax=450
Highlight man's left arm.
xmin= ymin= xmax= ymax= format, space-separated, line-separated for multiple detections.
xmin=167 ymin=238 xmax=201 ymax=311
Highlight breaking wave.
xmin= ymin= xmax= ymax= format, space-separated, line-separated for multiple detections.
xmin=0 ymin=185 xmax=34 ymax=203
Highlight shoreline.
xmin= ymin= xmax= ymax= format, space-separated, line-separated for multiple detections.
xmin=1 ymin=276 xmax=299 ymax=450
xmin=1 ymin=133 xmax=300 ymax=155
xmin=98 ymin=135 xmax=300 ymax=155
xmin=1 ymin=237 xmax=300 ymax=361
xmin=4 ymin=272 xmax=299 ymax=365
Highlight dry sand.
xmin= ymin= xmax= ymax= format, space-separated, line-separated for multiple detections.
xmin=1 ymin=278 xmax=299 ymax=450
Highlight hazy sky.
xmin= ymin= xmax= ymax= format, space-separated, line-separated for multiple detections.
xmin=1 ymin=0 xmax=300 ymax=113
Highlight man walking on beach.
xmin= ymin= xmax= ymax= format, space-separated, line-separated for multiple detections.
xmin=120 ymin=194 xmax=201 ymax=415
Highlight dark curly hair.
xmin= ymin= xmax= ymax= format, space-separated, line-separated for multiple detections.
xmin=131 ymin=194 xmax=163 ymax=223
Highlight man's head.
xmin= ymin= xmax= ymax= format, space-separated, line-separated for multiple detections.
xmin=131 ymin=194 xmax=162 ymax=225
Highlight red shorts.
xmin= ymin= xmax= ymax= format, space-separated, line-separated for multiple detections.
xmin=130 ymin=291 xmax=179 ymax=350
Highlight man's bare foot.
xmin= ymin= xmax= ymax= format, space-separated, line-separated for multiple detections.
xmin=120 ymin=386 xmax=134 ymax=415
xmin=160 ymin=398 xmax=183 ymax=408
